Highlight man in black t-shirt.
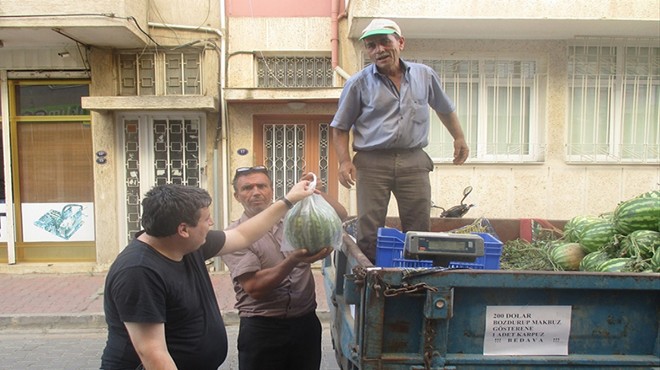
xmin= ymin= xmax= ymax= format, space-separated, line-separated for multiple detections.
xmin=101 ymin=181 xmax=314 ymax=370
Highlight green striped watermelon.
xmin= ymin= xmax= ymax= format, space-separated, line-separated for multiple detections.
xmin=613 ymin=195 xmax=660 ymax=235
xmin=651 ymin=247 xmax=660 ymax=272
xmin=563 ymin=215 xmax=602 ymax=242
xmin=596 ymin=257 xmax=633 ymax=272
xmin=283 ymin=194 xmax=343 ymax=253
xmin=549 ymin=242 xmax=586 ymax=271
xmin=578 ymin=220 xmax=617 ymax=253
xmin=619 ymin=230 xmax=660 ymax=259
xmin=579 ymin=251 xmax=610 ymax=272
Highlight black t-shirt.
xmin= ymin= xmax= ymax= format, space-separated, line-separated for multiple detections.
xmin=101 ymin=230 xmax=227 ymax=370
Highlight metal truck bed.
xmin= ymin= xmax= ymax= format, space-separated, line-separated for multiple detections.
xmin=322 ymin=233 xmax=660 ymax=370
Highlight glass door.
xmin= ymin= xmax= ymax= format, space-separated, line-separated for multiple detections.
xmin=9 ymin=81 xmax=95 ymax=262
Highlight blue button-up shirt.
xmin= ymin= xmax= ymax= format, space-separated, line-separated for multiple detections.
xmin=331 ymin=59 xmax=455 ymax=151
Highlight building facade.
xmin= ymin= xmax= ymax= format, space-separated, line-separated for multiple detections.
xmin=0 ymin=0 xmax=658 ymax=271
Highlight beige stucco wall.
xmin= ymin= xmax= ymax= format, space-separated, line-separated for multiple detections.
xmin=348 ymin=0 xmax=660 ymax=19
xmin=226 ymin=102 xmax=341 ymax=221
xmin=225 ymin=16 xmax=659 ymax=225
xmin=226 ymin=17 xmax=333 ymax=88
xmin=3 ymin=0 xmax=658 ymax=272
xmin=84 ymin=2 xmax=223 ymax=269
xmin=364 ymin=38 xmax=658 ymax=220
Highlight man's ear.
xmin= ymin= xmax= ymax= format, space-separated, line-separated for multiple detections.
xmin=177 ymin=223 xmax=190 ymax=238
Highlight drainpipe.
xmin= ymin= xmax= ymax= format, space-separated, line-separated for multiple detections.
xmin=218 ymin=0 xmax=229 ymax=231
xmin=331 ymin=0 xmax=356 ymax=215
xmin=214 ymin=0 xmax=229 ymax=271
xmin=331 ymin=0 xmax=351 ymax=82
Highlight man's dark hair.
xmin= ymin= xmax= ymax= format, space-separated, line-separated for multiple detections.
xmin=141 ymin=184 xmax=213 ymax=237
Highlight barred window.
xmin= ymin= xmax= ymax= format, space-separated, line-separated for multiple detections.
xmin=409 ymin=58 xmax=545 ymax=163
xmin=118 ymin=51 xmax=202 ymax=96
xmin=567 ymin=39 xmax=659 ymax=163
xmin=257 ymin=56 xmax=333 ymax=87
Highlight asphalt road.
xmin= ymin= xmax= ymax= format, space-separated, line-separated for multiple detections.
xmin=0 ymin=324 xmax=341 ymax=370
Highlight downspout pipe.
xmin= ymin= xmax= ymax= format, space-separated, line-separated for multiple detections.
xmin=218 ymin=0 xmax=230 ymax=231
xmin=331 ymin=0 xmax=351 ymax=82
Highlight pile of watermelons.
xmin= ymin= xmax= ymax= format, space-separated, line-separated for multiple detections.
xmin=501 ymin=190 xmax=659 ymax=273
xmin=561 ymin=189 xmax=659 ymax=273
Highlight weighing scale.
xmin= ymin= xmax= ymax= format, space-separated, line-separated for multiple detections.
xmin=404 ymin=231 xmax=485 ymax=267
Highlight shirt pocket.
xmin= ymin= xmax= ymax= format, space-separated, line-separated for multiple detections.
xmin=411 ymin=98 xmax=430 ymax=125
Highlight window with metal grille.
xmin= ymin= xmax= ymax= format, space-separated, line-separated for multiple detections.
xmin=567 ymin=39 xmax=659 ymax=163
xmin=256 ymin=56 xmax=333 ymax=87
xmin=118 ymin=51 xmax=202 ymax=96
xmin=120 ymin=114 xmax=205 ymax=243
xmin=405 ymin=58 xmax=545 ymax=163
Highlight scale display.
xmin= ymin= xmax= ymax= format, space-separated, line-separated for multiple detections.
xmin=404 ymin=231 xmax=484 ymax=258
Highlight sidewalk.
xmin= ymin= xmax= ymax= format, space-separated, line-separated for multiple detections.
xmin=0 ymin=270 xmax=331 ymax=330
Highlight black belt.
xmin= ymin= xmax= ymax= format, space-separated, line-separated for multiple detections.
xmin=355 ymin=147 xmax=422 ymax=153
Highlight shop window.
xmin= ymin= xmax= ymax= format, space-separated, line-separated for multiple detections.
xmin=10 ymin=81 xmax=95 ymax=262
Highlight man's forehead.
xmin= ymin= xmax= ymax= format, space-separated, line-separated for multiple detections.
xmin=237 ymin=172 xmax=271 ymax=186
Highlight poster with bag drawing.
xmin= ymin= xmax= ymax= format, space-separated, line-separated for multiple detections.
xmin=22 ymin=202 xmax=95 ymax=242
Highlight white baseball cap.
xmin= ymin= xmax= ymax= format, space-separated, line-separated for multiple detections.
xmin=360 ymin=19 xmax=402 ymax=40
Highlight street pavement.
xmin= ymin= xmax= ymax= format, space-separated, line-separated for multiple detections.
xmin=0 ymin=270 xmax=341 ymax=370
xmin=0 ymin=324 xmax=340 ymax=370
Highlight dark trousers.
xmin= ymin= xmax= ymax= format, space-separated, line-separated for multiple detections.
xmin=237 ymin=311 xmax=322 ymax=370
xmin=354 ymin=148 xmax=433 ymax=262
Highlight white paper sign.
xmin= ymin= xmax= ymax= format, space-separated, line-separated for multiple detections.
xmin=483 ymin=305 xmax=572 ymax=356
xmin=22 ymin=202 xmax=95 ymax=242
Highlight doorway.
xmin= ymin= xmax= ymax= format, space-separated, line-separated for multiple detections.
xmin=253 ymin=115 xmax=338 ymax=199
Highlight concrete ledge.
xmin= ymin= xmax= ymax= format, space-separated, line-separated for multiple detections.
xmin=0 ymin=313 xmax=107 ymax=331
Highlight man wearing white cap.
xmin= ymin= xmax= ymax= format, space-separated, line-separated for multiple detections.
xmin=330 ymin=18 xmax=469 ymax=262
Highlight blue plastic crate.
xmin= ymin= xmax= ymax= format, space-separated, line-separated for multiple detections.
xmin=375 ymin=228 xmax=405 ymax=267
xmin=376 ymin=227 xmax=433 ymax=268
xmin=449 ymin=232 xmax=503 ymax=270
xmin=392 ymin=258 xmax=434 ymax=268
xmin=378 ymin=227 xmax=406 ymax=239
xmin=377 ymin=228 xmax=501 ymax=269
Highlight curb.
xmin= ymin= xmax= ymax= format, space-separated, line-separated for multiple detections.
xmin=0 ymin=313 xmax=107 ymax=331
xmin=0 ymin=310 xmax=331 ymax=331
